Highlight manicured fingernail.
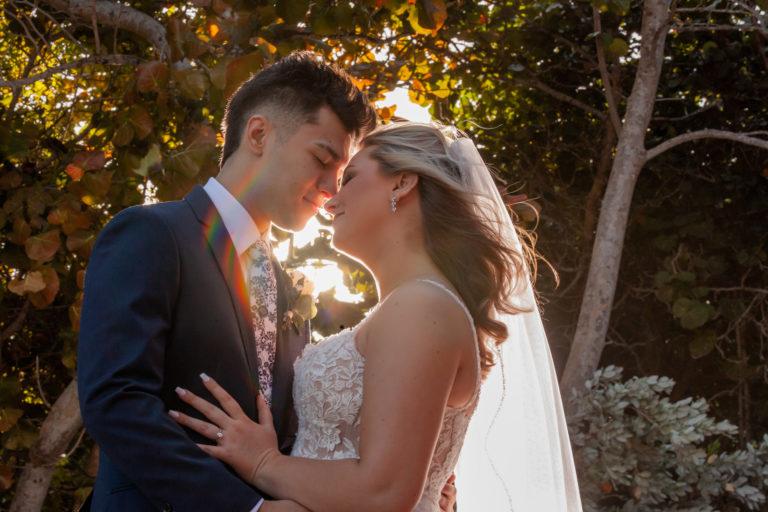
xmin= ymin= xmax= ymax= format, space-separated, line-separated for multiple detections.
xmin=175 ymin=386 xmax=186 ymax=396
xmin=200 ymin=373 xmax=210 ymax=382
xmin=168 ymin=410 xmax=180 ymax=418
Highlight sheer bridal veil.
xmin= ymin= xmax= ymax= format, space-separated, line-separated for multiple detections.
xmin=449 ymin=137 xmax=583 ymax=511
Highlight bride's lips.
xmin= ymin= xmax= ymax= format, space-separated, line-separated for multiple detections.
xmin=332 ymin=211 xmax=345 ymax=221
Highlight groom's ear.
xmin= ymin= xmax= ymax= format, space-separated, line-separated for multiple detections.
xmin=392 ymin=173 xmax=419 ymax=199
xmin=243 ymin=115 xmax=271 ymax=157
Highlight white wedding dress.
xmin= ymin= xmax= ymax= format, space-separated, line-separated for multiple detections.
xmin=290 ymin=279 xmax=481 ymax=511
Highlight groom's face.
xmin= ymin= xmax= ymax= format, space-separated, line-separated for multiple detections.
xmin=261 ymin=106 xmax=354 ymax=231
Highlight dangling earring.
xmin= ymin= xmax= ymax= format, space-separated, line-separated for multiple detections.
xmin=390 ymin=194 xmax=398 ymax=213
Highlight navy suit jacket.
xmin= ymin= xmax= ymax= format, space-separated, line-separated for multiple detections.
xmin=77 ymin=185 xmax=308 ymax=511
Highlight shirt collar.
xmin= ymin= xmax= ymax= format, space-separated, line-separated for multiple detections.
xmin=203 ymin=177 xmax=270 ymax=256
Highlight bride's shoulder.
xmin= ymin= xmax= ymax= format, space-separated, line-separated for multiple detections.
xmin=366 ymin=281 xmax=472 ymax=350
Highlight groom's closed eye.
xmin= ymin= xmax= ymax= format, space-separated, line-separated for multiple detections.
xmin=314 ymin=155 xmax=328 ymax=168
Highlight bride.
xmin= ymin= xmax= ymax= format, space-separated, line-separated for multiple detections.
xmin=169 ymin=122 xmax=583 ymax=511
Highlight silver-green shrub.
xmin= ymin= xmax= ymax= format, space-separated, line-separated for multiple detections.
xmin=567 ymin=366 xmax=768 ymax=511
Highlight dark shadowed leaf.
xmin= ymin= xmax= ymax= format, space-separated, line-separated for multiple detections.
xmin=24 ymin=229 xmax=61 ymax=262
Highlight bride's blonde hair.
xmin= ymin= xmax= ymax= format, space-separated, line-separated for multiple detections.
xmin=361 ymin=122 xmax=543 ymax=374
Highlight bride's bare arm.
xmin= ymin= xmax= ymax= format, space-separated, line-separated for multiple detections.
xmin=172 ymin=283 xmax=470 ymax=512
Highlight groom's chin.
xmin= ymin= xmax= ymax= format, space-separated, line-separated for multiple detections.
xmin=274 ymin=214 xmax=313 ymax=233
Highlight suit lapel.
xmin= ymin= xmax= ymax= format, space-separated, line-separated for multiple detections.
xmin=184 ymin=185 xmax=259 ymax=396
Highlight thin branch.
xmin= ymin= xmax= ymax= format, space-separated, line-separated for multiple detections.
xmin=2 ymin=6 xmax=41 ymax=56
xmin=518 ymin=75 xmax=607 ymax=119
xmin=645 ymin=129 xmax=768 ymax=162
xmin=12 ymin=0 xmax=88 ymax=52
xmin=63 ymin=428 xmax=86 ymax=459
xmin=652 ymin=101 xmax=720 ymax=122
xmin=0 ymin=300 xmax=30 ymax=343
xmin=593 ymin=7 xmax=623 ymax=135
xmin=711 ymin=286 xmax=768 ymax=294
xmin=35 ymin=356 xmax=52 ymax=408
xmin=673 ymin=24 xmax=768 ymax=34
xmin=0 ymin=54 xmax=141 ymax=88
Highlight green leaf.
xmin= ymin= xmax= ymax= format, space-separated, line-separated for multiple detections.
xmin=4 ymin=426 xmax=37 ymax=450
xmin=0 ymin=378 xmax=21 ymax=407
xmin=653 ymin=270 xmax=672 ymax=287
xmin=689 ymin=330 xmax=716 ymax=359
xmin=277 ymin=0 xmax=310 ymax=24
xmin=672 ymin=298 xmax=715 ymax=330
xmin=608 ymin=0 xmax=629 ymax=15
xmin=385 ymin=0 xmax=409 ymax=15
xmin=675 ymin=271 xmax=696 ymax=283
xmin=652 ymin=234 xmax=678 ymax=252
xmin=408 ymin=4 xmax=433 ymax=35
xmin=0 ymin=409 xmax=23 ymax=434
xmin=311 ymin=10 xmax=337 ymax=36
xmin=605 ymin=37 xmax=629 ymax=59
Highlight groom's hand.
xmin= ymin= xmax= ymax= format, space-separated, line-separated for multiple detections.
xmin=260 ymin=500 xmax=311 ymax=512
xmin=439 ymin=473 xmax=457 ymax=512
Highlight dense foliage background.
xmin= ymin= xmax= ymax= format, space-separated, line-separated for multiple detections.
xmin=1 ymin=0 xmax=767 ymax=510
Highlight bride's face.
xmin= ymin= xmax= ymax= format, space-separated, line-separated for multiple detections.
xmin=324 ymin=146 xmax=394 ymax=256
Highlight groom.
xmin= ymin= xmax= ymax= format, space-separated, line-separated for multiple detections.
xmin=77 ymin=52 xmax=376 ymax=511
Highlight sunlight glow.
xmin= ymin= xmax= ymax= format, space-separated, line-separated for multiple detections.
xmin=377 ymin=87 xmax=433 ymax=123
xmin=296 ymin=259 xmax=364 ymax=304
xmin=293 ymin=216 xmax=327 ymax=248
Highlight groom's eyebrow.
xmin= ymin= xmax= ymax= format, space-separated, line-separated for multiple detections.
xmin=313 ymin=141 xmax=341 ymax=162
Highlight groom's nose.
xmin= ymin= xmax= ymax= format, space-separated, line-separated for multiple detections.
xmin=317 ymin=168 xmax=340 ymax=197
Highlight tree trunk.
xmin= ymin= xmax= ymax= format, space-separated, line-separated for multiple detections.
xmin=560 ymin=0 xmax=672 ymax=407
xmin=10 ymin=379 xmax=82 ymax=512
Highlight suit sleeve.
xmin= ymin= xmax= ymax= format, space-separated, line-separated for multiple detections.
xmin=77 ymin=206 xmax=263 ymax=511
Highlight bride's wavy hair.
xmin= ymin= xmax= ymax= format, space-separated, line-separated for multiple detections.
xmin=361 ymin=122 xmax=549 ymax=374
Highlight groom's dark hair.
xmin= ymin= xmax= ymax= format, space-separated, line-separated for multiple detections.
xmin=219 ymin=51 xmax=377 ymax=167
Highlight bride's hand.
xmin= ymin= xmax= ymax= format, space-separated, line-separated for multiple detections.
xmin=169 ymin=373 xmax=280 ymax=484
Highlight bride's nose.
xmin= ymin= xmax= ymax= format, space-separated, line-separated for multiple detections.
xmin=323 ymin=195 xmax=339 ymax=215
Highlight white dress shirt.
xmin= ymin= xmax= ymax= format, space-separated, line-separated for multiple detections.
xmin=202 ymin=177 xmax=268 ymax=512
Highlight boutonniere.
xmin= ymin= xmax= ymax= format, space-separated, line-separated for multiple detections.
xmin=282 ymin=269 xmax=318 ymax=333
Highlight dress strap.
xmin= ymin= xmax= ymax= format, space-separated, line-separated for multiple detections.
xmin=415 ymin=279 xmax=475 ymax=333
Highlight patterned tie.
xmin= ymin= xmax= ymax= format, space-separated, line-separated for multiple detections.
xmin=245 ymin=238 xmax=278 ymax=406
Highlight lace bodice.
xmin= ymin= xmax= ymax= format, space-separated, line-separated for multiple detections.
xmin=290 ymin=280 xmax=481 ymax=511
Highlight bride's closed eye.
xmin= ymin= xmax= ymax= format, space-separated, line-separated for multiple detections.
xmin=340 ymin=172 xmax=354 ymax=187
